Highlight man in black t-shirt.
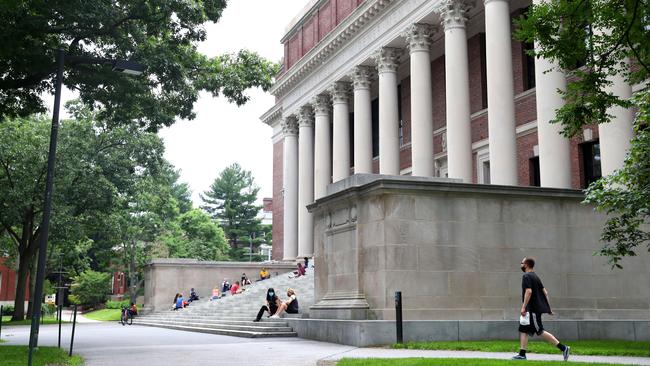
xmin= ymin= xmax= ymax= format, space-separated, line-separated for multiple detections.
xmin=513 ymin=257 xmax=570 ymax=361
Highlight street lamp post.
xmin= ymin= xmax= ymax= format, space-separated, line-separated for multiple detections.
xmin=28 ymin=49 xmax=144 ymax=366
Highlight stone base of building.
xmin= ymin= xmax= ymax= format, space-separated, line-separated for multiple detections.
xmin=284 ymin=319 xmax=650 ymax=347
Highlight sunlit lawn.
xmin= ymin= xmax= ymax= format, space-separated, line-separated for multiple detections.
xmin=1 ymin=315 xmax=65 ymax=326
xmin=0 ymin=345 xmax=83 ymax=366
xmin=81 ymin=309 xmax=122 ymax=321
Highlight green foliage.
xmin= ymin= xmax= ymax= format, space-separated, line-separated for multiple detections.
xmin=160 ymin=209 xmax=229 ymax=261
xmin=105 ymin=299 xmax=131 ymax=309
xmin=82 ymin=308 xmax=123 ymax=322
xmin=69 ymin=270 xmax=111 ymax=307
xmin=0 ymin=1 xmax=279 ymax=131
xmin=1 ymin=305 xmax=13 ymax=316
xmin=515 ymin=0 xmax=650 ymax=267
xmin=201 ymin=163 xmax=263 ymax=256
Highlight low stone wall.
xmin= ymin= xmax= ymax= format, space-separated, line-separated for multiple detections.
xmin=143 ymin=259 xmax=296 ymax=313
xmin=285 ymin=319 xmax=650 ymax=347
xmin=308 ymin=174 xmax=650 ymax=321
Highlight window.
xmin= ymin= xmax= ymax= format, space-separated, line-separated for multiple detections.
xmin=372 ymin=98 xmax=379 ymax=158
xmin=523 ymin=41 xmax=536 ymax=90
xmin=529 ymin=156 xmax=540 ymax=186
xmin=479 ymin=33 xmax=488 ymax=109
xmin=581 ymin=140 xmax=601 ymax=188
xmin=483 ymin=161 xmax=491 ymax=184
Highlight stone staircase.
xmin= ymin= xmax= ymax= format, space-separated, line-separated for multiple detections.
xmin=135 ymin=269 xmax=314 ymax=337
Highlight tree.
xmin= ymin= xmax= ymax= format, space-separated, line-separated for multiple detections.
xmin=0 ymin=112 xmax=169 ymax=319
xmin=160 ymin=209 xmax=229 ymax=261
xmin=68 ymin=270 xmax=111 ymax=307
xmin=516 ymin=0 xmax=649 ymax=267
xmin=0 ymin=1 xmax=279 ymax=131
xmin=201 ymin=163 xmax=262 ymax=257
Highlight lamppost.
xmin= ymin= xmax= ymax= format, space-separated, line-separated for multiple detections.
xmin=28 ymin=49 xmax=145 ymax=366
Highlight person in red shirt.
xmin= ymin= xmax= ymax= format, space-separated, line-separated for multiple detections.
xmin=230 ymin=281 xmax=241 ymax=295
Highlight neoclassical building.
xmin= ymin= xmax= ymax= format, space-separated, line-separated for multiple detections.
xmin=260 ymin=0 xmax=637 ymax=261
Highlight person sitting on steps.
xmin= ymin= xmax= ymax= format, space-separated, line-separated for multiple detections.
xmin=188 ymin=288 xmax=199 ymax=302
xmin=289 ymin=262 xmax=306 ymax=278
xmin=258 ymin=267 xmax=270 ymax=281
xmin=210 ymin=286 xmax=221 ymax=301
xmin=254 ymin=288 xmax=281 ymax=322
xmin=270 ymin=288 xmax=299 ymax=318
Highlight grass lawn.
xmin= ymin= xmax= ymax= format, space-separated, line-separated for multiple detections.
xmin=1 ymin=315 xmax=66 ymax=326
xmin=393 ymin=340 xmax=650 ymax=357
xmin=82 ymin=308 xmax=121 ymax=321
xmin=337 ymin=358 xmax=638 ymax=366
xmin=0 ymin=345 xmax=83 ymax=366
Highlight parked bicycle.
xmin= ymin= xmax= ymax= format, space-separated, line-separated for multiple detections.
xmin=120 ymin=307 xmax=133 ymax=326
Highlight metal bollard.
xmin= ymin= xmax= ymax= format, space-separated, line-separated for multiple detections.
xmin=69 ymin=305 xmax=77 ymax=357
xmin=58 ymin=304 xmax=63 ymax=348
xmin=395 ymin=291 xmax=403 ymax=344
xmin=0 ymin=305 xmax=3 ymax=340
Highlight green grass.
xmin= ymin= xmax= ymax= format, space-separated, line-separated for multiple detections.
xmin=81 ymin=308 xmax=121 ymax=321
xmin=0 ymin=345 xmax=83 ymax=366
xmin=1 ymin=315 xmax=66 ymax=326
xmin=393 ymin=340 xmax=650 ymax=357
xmin=337 ymin=358 xmax=637 ymax=366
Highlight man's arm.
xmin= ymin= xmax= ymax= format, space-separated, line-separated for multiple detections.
xmin=543 ymin=288 xmax=554 ymax=315
xmin=521 ymin=288 xmax=532 ymax=316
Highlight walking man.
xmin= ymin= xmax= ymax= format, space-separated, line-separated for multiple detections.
xmin=513 ymin=257 xmax=570 ymax=361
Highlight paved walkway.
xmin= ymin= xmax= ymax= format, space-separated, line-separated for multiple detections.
xmin=1 ymin=322 xmax=649 ymax=365
xmin=60 ymin=309 xmax=101 ymax=323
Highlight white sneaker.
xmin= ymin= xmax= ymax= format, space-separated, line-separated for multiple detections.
xmin=270 ymin=315 xmax=279 ymax=319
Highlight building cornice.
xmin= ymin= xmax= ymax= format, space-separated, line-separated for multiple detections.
xmin=271 ymin=0 xmax=394 ymax=98
xmin=260 ymin=104 xmax=283 ymax=127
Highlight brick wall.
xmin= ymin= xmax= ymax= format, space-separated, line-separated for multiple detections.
xmin=0 ymin=257 xmax=28 ymax=301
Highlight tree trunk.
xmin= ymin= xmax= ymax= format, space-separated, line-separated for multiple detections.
xmin=12 ymin=253 xmax=31 ymax=321
xmin=26 ymin=256 xmax=36 ymax=319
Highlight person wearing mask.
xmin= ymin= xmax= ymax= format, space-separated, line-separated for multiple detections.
xmin=254 ymin=288 xmax=281 ymax=322
xmin=270 ymin=288 xmax=299 ymax=318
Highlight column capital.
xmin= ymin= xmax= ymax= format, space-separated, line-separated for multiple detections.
xmin=405 ymin=23 xmax=436 ymax=53
xmin=298 ymin=105 xmax=314 ymax=128
xmin=311 ymin=94 xmax=331 ymax=116
xmin=351 ymin=65 xmax=375 ymax=90
xmin=484 ymin=0 xmax=509 ymax=4
xmin=329 ymin=81 xmax=352 ymax=104
xmin=441 ymin=0 xmax=474 ymax=30
xmin=282 ymin=115 xmax=299 ymax=136
xmin=374 ymin=47 xmax=401 ymax=74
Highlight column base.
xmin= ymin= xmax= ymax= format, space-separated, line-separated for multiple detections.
xmin=310 ymin=291 xmax=371 ymax=320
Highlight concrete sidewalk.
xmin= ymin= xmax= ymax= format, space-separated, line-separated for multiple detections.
xmin=60 ymin=309 xmax=101 ymax=323
xmin=317 ymin=348 xmax=650 ymax=365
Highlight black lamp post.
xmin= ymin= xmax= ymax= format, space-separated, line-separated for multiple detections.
xmin=28 ymin=49 xmax=144 ymax=366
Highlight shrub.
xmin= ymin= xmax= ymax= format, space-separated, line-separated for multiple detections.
xmin=69 ymin=270 xmax=111 ymax=307
xmin=105 ymin=299 xmax=131 ymax=309
xmin=42 ymin=303 xmax=57 ymax=316
xmin=1 ymin=305 xmax=14 ymax=316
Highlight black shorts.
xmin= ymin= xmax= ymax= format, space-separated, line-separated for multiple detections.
xmin=518 ymin=312 xmax=544 ymax=336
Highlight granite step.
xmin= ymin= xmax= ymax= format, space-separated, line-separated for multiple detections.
xmin=135 ymin=321 xmax=297 ymax=338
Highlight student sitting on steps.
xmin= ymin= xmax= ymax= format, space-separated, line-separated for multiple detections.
xmin=254 ymin=288 xmax=281 ymax=322
xmin=270 ymin=288 xmax=299 ymax=318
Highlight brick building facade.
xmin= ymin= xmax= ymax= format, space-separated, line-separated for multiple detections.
xmin=261 ymin=0 xmax=635 ymax=261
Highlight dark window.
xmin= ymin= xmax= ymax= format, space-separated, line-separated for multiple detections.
xmin=372 ymin=97 xmax=379 ymax=158
xmin=581 ymin=140 xmax=601 ymax=188
xmin=523 ymin=41 xmax=536 ymax=90
xmin=479 ymin=33 xmax=488 ymax=109
xmin=483 ymin=161 xmax=491 ymax=184
xmin=529 ymin=156 xmax=540 ymax=186
xmin=349 ymin=111 xmax=354 ymax=168
xmin=398 ymin=84 xmax=404 ymax=146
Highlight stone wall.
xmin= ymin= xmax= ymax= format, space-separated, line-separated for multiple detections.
xmin=143 ymin=259 xmax=296 ymax=313
xmin=308 ymin=175 xmax=650 ymax=321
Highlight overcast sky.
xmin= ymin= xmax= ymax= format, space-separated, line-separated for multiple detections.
xmin=158 ymin=1 xmax=307 ymax=206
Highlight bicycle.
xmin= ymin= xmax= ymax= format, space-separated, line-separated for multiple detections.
xmin=120 ymin=307 xmax=133 ymax=326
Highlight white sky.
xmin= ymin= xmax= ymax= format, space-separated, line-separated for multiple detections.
xmin=157 ymin=1 xmax=307 ymax=206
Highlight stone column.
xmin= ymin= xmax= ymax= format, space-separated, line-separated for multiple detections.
xmin=331 ymin=81 xmax=352 ymax=182
xmin=352 ymin=66 xmax=374 ymax=174
xmin=375 ymin=47 xmax=402 ymax=175
xmin=406 ymin=23 xmax=435 ymax=177
xmin=282 ymin=116 xmax=299 ymax=260
xmin=599 ymin=58 xmax=634 ymax=176
xmin=532 ymin=0 xmax=571 ymax=188
xmin=298 ymin=106 xmax=315 ymax=258
xmin=313 ymin=94 xmax=332 ymax=199
xmin=484 ymin=0 xmax=518 ymax=185
xmin=442 ymin=0 xmax=473 ymax=182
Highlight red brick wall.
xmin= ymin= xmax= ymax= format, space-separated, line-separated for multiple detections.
xmin=400 ymin=77 xmax=412 ymax=145
xmin=471 ymin=113 xmax=489 ymax=143
xmin=515 ymin=92 xmax=537 ymax=126
xmin=263 ymin=198 xmax=273 ymax=212
xmin=337 ymin=0 xmax=356 ymax=22
xmin=303 ymin=17 xmax=318 ymax=55
xmin=431 ymin=55 xmax=447 ymax=131
xmin=272 ymin=140 xmax=284 ymax=261
xmin=319 ymin=2 xmax=334 ymax=40
xmin=0 ymin=257 xmax=29 ymax=302
xmin=516 ymin=132 xmax=538 ymax=186
xmin=468 ymin=34 xmax=487 ymax=114
xmin=288 ymin=33 xmax=301 ymax=70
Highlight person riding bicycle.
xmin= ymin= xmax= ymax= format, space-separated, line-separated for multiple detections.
xmin=129 ymin=302 xmax=138 ymax=317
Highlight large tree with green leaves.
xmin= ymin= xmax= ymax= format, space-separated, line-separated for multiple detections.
xmin=201 ymin=163 xmax=262 ymax=258
xmin=0 ymin=0 xmax=278 ymax=131
xmin=159 ymin=209 xmax=229 ymax=261
xmin=0 ymin=111 xmax=170 ymax=319
xmin=516 ymin=0 xmax=649 ymax=268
